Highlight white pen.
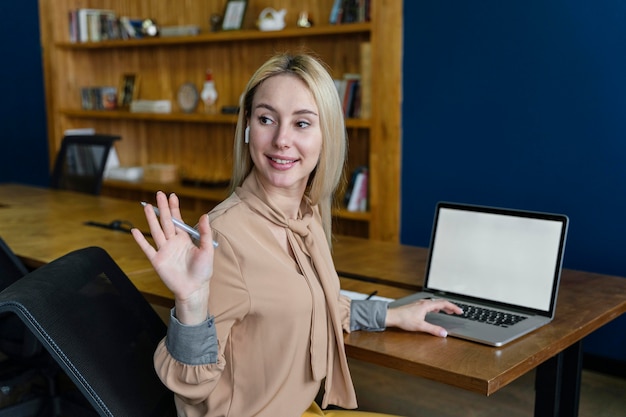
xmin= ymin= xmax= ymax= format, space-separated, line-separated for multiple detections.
xmin=141 ymin=202 xmax=218 ymax=248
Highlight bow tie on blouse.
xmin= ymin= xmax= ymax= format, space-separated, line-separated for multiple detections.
xmin=236 ymin=173 xmax=357 ymax=409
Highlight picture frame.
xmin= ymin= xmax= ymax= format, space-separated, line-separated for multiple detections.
xmin=221 ymin=0 xmax=247 ymax=31
xmin=118 ymin=73 xmax=140 ymax=108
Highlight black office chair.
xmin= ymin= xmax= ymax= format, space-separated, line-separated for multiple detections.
xmin=0 ymin=236 xmax=36 ymax=359
xmin=0 ymin=236 xmax=52 ymax=416
xmin=50 ymin=134 xmax=121 ymax=195
xmin=0 ymin=246 xmax=176 ymax=417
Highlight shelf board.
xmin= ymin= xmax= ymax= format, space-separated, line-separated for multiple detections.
xmin=60 ymin=109 xmax=370 ymax=128
xmin=57 ymin=23 xmax=371 ymax=49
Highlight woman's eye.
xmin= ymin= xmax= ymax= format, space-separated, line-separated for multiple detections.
xmin=259 ymin=116 xmax=273 ymax=125
xmin=296 ymin=121 xmax=310 ymax=129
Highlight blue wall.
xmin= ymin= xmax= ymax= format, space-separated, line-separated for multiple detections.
xmin=0 ymin=2 xmax=49 ymax=187
xmin=402 ymin=1 xmax=626 ymax=362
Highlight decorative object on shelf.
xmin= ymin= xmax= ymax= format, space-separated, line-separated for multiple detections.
xmin=257 ymin=8 xmax=286 ymax=31
xmin=118 ymin=73 xmax=140 ymax=109
xmin=210 ymin=14 xmax=223 ymax=32
xmin=221 ymin=0 xmax=247 ymax=31
xmin=177 ymin=82 xmax=200 ymax=113
xmin=297 ymin=11 xmax=313 ymax=28
xmin=200 ymin=69 xmax=219 ymax=114
xmin=141 ymin=19 xmax=160 ymax=37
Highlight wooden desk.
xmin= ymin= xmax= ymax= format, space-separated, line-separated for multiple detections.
xmin=0 ymin=183 xmax=174 ymax=305
xmin=334 ymin=237 xmax=626 ymax=417
xmin=2 ymin=184 xmax=625 ymax=417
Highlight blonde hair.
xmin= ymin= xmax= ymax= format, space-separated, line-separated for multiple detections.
xmin=230 ymin=53 xmax=346 ymax=244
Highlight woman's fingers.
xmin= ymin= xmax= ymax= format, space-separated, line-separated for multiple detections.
xmin=167 ymin=192 xmax=184 ymax=222
xmin=143 ymin=200 xmax=166 ymax=246
xmin=156 ymin=191 xmax=177 ymax=239
xmin=197 ymin=213 xmax=215 ymax=250
xmin=131 ymin=227 xmax=157 ymax=259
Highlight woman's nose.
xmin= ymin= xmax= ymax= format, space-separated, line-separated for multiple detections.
xmin=273 ymin=126 xmax=291 ymax=149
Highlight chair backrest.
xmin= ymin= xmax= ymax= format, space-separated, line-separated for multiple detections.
xmin=50 ymin=134 xmax=121 ymax=195
xmin=0 ymin=235 xmax=38 ymax=358
xmin=0 ymin=236 xmax=29 ymax=290
xmin=0 ymin=246 xmax=175 ymax=417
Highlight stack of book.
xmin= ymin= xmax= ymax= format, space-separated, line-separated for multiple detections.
xmin=333 ymin=42 xmax=371 ymax=119
xmin=81 ymin=86 xmax=117 ymax=110
xmin=68 ymin=8 xmax=151 ymax=42
xmin=68 ymin=9 xmax=119 ymax=43
xmin=334 ymin=74 xmax=361 ymax=118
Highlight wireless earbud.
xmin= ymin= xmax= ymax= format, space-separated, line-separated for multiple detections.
xmin=244 ymin=126 xmax=250 ymax=144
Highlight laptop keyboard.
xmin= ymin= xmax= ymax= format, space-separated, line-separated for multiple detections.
xmin=450 ymin=302 xmax=528 ymax=328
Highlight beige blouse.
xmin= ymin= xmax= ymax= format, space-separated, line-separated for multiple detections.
xmin=154 ymin=173 xmax=358 ymax=416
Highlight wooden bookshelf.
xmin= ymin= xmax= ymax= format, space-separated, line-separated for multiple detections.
xmin=38 ymin=0 xmax=403 ymax=241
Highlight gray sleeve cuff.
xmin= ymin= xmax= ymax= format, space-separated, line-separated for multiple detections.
xmin=165 ymin=308 xmax=219 ymax=365
xmin=350 ymin=300 xmax=388 ymax=331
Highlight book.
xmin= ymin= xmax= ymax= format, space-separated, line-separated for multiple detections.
xmin=359 ymin=42 xmax=372 ymax=119
xmin=99 ymin=12 xmax=121 ymax=41
xmin=119 ymin=17 xmax=145 ymax=39
xmin=80 ymin=87 xmax=95 ymax=110
xmin=68 ymin=10 xmax=78 ymax=42
xmin=330 ymin=0 xmax=371 ymax=25
xmin=118 ymin=17 xmax=134 ymax=39
xmin=344 ymin=165 xmax=368 ymax=211
xmin=100 ymin=86 xmax=118 ymax=110
xmin=341 ymin=73 xmax=361 ymax=118
xmin=357 ymin=168 xmax=368 ymax=211
xmin=341 ymin=0 xmax=360 ymax=24
xmin=329 ymin=0 xmax=343 ymax=24
xmin=347 ymin=167 xmax=368 ymax=212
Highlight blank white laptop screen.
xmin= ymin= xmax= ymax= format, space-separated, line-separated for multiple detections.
xmin=428 ymin=207 xmax=565 ymax=312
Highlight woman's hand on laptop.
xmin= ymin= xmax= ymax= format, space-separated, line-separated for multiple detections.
xmin=385 ymin=299 xmax=463 ymax=338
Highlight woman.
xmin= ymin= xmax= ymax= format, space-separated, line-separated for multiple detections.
xmin=132 ymin=53 xmax=461 ymax=417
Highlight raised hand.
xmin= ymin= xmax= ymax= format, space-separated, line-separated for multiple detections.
xmin=131 ymin=191 xmax=215 ymax=325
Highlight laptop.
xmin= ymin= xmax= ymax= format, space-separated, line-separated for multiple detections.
xmin=390 ymin=202 xmax=569 ymax=346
